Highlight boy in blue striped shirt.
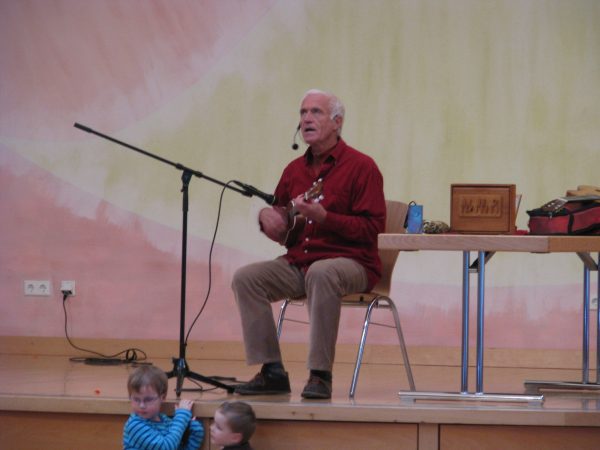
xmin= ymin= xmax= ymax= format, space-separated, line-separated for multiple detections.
xmin=123 ymin=365 xmax=204 ymax=450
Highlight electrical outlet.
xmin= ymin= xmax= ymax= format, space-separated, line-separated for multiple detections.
xmin=591 ymin=297 xmax=598 ymax=311
xmin=60 ymin=280 xmax=76 ymax=296
xmin=24 ymin=280 xmax=52 ymax=296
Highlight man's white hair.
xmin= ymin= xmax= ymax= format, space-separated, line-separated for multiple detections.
xmin=301 ymin=89 xmax=345 ymax=132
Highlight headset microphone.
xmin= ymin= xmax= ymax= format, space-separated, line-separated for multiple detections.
xmin=291 ymin=123 xmax=301 ymax=150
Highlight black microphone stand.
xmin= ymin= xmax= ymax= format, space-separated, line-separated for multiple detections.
xmin=73 ymin=123 xmax=255 ymax=395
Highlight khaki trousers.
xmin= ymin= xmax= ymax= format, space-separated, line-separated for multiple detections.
xmin=231 ymin=256 xmax=368 ymax=371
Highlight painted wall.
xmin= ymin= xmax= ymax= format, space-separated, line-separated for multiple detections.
xmin=1 ymin=0 xmax=598 ymax=350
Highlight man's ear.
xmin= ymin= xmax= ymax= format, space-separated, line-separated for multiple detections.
xmin=333 ymin=114 xmax=343 ymax=132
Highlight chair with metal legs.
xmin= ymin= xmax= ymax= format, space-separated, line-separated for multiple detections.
xmin=276 ymin=200 xmax=416 ymax=398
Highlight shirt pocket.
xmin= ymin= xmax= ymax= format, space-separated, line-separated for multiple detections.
xmin=320 ymin=184 xmax=352 ymax=213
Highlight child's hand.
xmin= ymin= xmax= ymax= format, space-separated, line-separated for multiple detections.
xmin=177 ymin=398 xmax=194 ymax=411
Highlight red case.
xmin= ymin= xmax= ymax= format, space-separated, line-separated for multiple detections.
xmin=527 ymin=202 xmax=600 ymax=235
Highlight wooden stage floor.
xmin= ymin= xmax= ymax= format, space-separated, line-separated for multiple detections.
xmin=2 ymin=338 xmax=600 ymax=449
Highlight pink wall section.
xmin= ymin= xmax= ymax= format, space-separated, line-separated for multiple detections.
xmin=394 ymin=283 xmax=590 ymax=351
xmin=0 ymin=0 xmax=278 ymax=342
xmin=0 ymin=147 xmax=245 ymax=341
xmin=0 ymin=147 xmax=594 ymax=348
xmin=1 ymin=144 xmax=596 ymax=350
xmin=0 ymin=0 xmax=278 ymax=139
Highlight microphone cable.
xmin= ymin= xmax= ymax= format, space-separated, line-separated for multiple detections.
xmin=184 ymin=180 xmax=233 ymax=345
xmin=182 ymin=181 xmax=267 ymax=387
xmin=291 ymin=123 xmax=301 ymax=150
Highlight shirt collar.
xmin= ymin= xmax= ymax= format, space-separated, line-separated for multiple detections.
xmin=304 ymin=138 xmax=345 ymax=165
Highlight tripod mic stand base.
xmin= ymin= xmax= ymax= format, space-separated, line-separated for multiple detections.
xmin=166 ymin=357 xmax=235 ymax=396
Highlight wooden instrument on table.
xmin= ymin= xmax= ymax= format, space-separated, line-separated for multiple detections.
xmin=540 ymin=195 xmax=600 ymax=214
xmin=280 ymin=179 xmax=324 ymax=247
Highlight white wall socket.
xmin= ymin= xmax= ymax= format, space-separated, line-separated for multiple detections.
xmin=60 ymin=280 xmax=76 ymax=296
xmin=591 ymin=297 xmax=598 ymax=311
xmin=24 ymin=280 xmax=52 ymax=296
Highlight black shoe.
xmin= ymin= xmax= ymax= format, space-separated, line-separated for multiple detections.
xmin=301 ymin=374 xmax=332 ymax=399
xmin=234 ymin=370 xmax=291 ymax=395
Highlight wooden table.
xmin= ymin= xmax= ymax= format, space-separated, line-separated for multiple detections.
xmin=378 ymin=234 xmax=600 ymax=403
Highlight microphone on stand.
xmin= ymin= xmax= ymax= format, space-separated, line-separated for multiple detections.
xmin=291 ymin=123 xmax=301 ymax=150
xmin=233 ymin=181 xmax=277 ymax=205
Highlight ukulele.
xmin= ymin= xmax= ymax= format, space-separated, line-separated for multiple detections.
xmin=540 ymin=195 xmax=600 ymax=214
xmin=280 ymin=179 xmax=324 ymax=247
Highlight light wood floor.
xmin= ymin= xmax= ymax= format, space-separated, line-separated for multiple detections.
xmin=2 ymin=338 xmax=600 ymax=449
xmin=1 ymin=343 xmax=600 ymax=422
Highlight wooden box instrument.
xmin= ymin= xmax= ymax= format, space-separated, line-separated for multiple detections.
xmin=450 ymin=184 xmax=517 ymax=234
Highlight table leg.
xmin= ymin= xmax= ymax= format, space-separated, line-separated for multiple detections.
xmin=524 ymin=252 xmax=600 ymax=393
xmin=597 ymin=252 xmax=600 ymax=383
xmin=400 ymin=250 xmax=543 ymax=404
xmin=582 ymin=263 xmax=590 ymax=384
xmin=461 ymin=251 xmax=470 ymax=393
xmin=476 ymin=251 xmax=486 ymax=393
xmin=596 ymin=253 xmax=600 ymax=384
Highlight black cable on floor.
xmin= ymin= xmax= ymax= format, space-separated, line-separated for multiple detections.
xmin=62 ymin=291 xmax=148 ymax=366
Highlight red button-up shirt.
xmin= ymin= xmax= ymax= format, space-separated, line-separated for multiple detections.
xmin=273 ymin=139 xmax=385 ymax=291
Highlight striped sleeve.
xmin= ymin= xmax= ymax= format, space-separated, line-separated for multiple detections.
xmin=123 ymin=411 xmax=195 ymax=450
xmin=182 ymin=418 xmax=204 ymax=450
